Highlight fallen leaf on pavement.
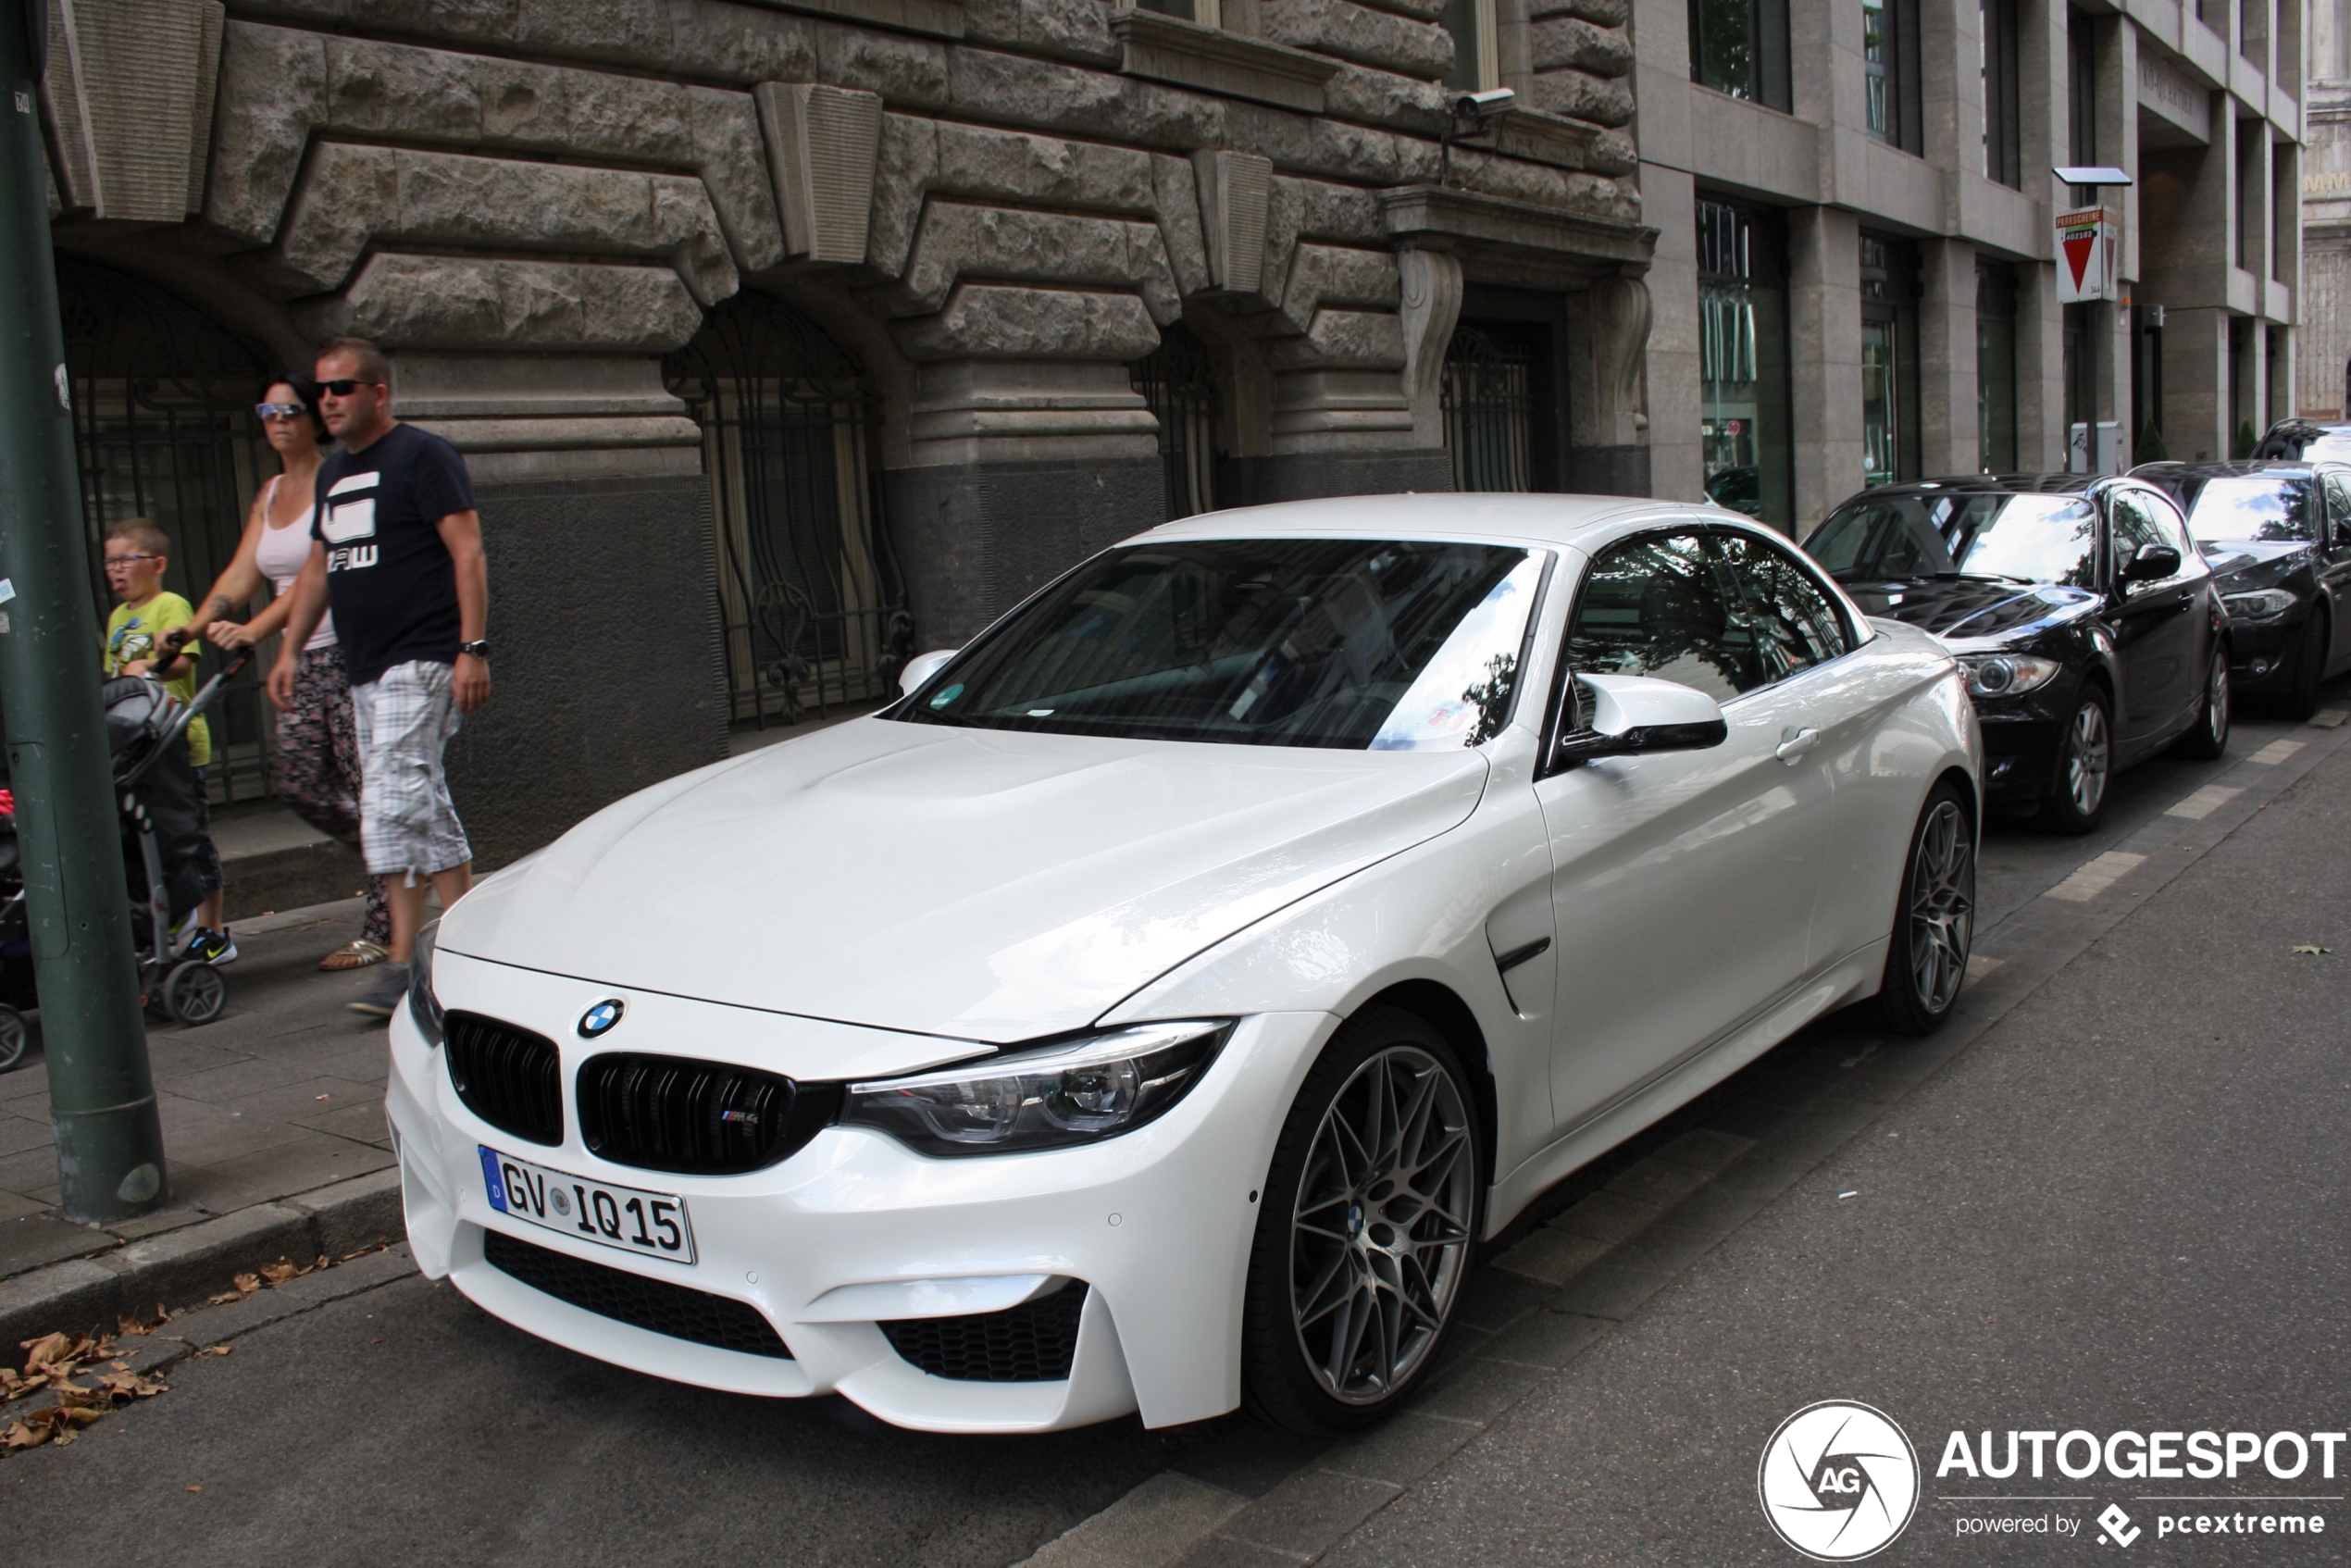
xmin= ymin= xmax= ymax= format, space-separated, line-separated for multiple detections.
xmin=259 ymin=1260 xmax=300 ymax=1285
xmin=52 ymin=1381 xmax=110 ymax=1411
xmin=19 ymin=1333 xmax=84 ymax=1376
xmin=98 ymin=1370 xmax=166 ymax=1400
xmin=185 ymin=1486 xmax=201 ymax=1493
xmin=2292 ymin=943 xmax=2332 ymax=955
xmin=199 ymin=1345 xmax=231 ymax=1357
xmin=206 ymin=1292 xmax=240 ymax=1306
xmin=230 ymin=1274 xmax=260 ymax=1294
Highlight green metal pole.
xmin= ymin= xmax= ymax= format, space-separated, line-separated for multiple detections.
xmin=0 ymin=0 xmax=167 ymax=1220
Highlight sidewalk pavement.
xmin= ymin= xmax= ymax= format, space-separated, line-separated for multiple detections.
xmin=0 ymin=897 xmax=404 ymax=1337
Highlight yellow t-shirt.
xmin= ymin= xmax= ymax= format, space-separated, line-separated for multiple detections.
xmin=104 ymin=593 xmax=211 ymax=767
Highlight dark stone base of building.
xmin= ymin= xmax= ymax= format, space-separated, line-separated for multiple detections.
xmin=1214 ymin=449 xmax=1455 ymax=509
xmin=884 ymin=456 xmax=1167 ymax=648
xmin=1568 ymin=443 xmax=1653 ymax=497
xmin=445 ymin=474 xmax=728 ymax=870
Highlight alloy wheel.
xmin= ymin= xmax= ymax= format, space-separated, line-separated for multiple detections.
xmin=2205 ymin=651 xmax=2230 ymax=747
xmin=1288 ymin=1045 xmax=1475 ymax=1406
xmin=2063 ymin=701 xmax=2109 ymax=819
xmin=1907 ymin=799 xmax=1974 ymax=1015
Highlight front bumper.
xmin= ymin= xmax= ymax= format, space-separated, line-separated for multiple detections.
xmin=1971 ymin=688 xmax=2072 ymax=806
xmin=387 ymin=953 xmax=1328 ymax=1434
xmin=2222 ymin=613 xmax=2301 ymax=693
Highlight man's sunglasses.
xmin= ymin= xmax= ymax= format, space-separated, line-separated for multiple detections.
xmin=255 ymin=401 xmax=309 ymax=419
xmin=317 ymin=379 xmax=382 ymax=397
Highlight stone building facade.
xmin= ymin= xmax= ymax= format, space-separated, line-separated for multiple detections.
xmin=1636 ymin=0 xmax=2307 ymax=531
xmin=37 ymin=0 xmax=1658 ymax=863
xmin=2301 ymin=0 xmax=2349 ymax=417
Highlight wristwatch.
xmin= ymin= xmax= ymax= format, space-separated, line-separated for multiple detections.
xmin=458 ymin=640 xmax=490 ymax=661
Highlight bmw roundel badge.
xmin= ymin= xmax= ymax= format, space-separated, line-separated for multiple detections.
xmin=578 ymin=1000 xmax=625 ymax=1039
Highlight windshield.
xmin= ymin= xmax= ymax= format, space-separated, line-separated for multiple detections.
xmin=898 ymin=539 xmax=1546 ymax=750
xmin=2177 ymin=474 xmax=2319 ymax=544
xmin=2298 ymin=433 xmax=2351 ymax=463
xmin=1806 ymin=492 xmax=2098 ymax=588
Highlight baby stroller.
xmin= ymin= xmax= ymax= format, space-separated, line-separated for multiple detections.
xmin=0 ymin=648 xmax=249 ymax=1071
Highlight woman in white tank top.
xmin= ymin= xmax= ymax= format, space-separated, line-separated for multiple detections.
xmin=181 ymin=377 xmax=392 ymax=969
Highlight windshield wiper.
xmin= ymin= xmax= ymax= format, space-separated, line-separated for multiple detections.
xmin=1947 ymin=571 xmax=2035 ymax=585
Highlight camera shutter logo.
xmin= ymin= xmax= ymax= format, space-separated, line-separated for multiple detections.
xmin=1758 ymin=1400 xmax=1921 ymax=1561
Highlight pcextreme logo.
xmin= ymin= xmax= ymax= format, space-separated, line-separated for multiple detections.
xmin=1759 ymin=1400 xmax=1922 ymax=1561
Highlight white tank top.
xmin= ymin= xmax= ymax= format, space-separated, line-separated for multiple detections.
xmin=255 ymin=476 xmax=338 ymax=653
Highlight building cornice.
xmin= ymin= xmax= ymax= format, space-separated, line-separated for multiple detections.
xmin=1111 ymin=9 xmax=1341 ymax=115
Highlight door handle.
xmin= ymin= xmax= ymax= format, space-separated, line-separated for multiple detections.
xmin=1775 ymin=727 xmax=1821 ymax=764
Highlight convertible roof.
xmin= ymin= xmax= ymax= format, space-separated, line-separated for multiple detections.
xmin=1138 ymin=491 xmax=1729 ymax=548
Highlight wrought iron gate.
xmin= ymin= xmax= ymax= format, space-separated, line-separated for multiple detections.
xmin=56 ymin=256 xmax=278 ymax=802
xmin=1442 ymin=325 xmax=1534 ymax=493
xmin=1130 ymin=322 xmax=1218 ymax=521
xmin=664 ymin=293 xmax=908 ymax=728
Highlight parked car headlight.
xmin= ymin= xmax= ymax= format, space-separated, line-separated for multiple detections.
xmin=407 ymin=921 xmax=444 ymax=1047
xmin=2222 ymin=589 xmax=2296 ymax=619
xmin=841 ymin=1019 xmax=1234 ymax=1157
xmin=1957 ymin=653 xmax=2062 ymax=699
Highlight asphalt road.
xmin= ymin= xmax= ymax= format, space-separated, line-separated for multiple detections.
xmin=0 ymin=696 xmax=2340 ymax=1567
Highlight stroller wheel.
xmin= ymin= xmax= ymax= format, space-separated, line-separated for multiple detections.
xmin=0 ymin=1005 xmax=26 ymax=1071
xmin=162 ymin=961 xmax=227 ymax=1027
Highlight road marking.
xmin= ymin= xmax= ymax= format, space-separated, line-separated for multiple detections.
xmin=2165 ymin=785 xmax=2243 ymax=820
xmin=2044 ymin=852 xmax=2146 ymax=903
xmin=2247 ymin=739 xmax=2306 ymax=765
xmin=2310 ymin=709 xmax=2349 ymax=728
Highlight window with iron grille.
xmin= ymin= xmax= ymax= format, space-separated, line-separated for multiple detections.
xmin=1130 ymin=322 xmax=1218 ymax=522
xmin=1443 ymin=325 xmax=1535 ymax=492
xmin=664 ymin=293 xmax=909 ymax=730
xmin=56 ymin=256 xmax=280 ymax=803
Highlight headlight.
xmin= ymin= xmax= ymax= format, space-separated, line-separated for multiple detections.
xmin=2222 ymin=589 xmax=2296 ymax=619
xmin=407 ymin=921 xmax=444 ymax=1046
xmin=840 ymin=1019 xmax=1234 ymax=1157
xmin=1957 ymin=652 xmax=2062 ymax=700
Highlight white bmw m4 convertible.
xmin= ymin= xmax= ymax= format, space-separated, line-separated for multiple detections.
xmin=389 ymin=493 xmax=1979 ymax=1436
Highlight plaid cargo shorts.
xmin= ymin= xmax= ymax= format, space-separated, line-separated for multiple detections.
xmin=351 ymin=659 xmax=472 ymax=879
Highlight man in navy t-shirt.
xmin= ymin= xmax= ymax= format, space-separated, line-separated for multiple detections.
xmin=267 ymin=336 xmax=491 ymax=1017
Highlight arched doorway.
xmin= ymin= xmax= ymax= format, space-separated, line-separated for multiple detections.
xmin=663 ymin=293 xmax=907 ymax=728
xmin=1130 ymin=322 xmax=1218 ymax=520
xmin=56 ymin=255 xmax=278 ymax=801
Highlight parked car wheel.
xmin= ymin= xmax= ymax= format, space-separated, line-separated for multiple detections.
xmin=1872 ymin=783 xmax=1976 ymax=1036
xmin=0 ymin=1005 xmax=26 ymax=1072
xmin=1241 ymin=1005 xmax=1479 ymax=1434
xmin=2174 ymin=644 xmax=2232 ymax=760
xmin=2283 ymin=612 xmax=2328 ymax=722
xmin=2041 ymin=691 xmax=2112 ymax=835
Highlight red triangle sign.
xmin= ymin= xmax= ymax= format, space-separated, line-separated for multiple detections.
xmin=2062 ymin=232 xmax=2096 ymax=292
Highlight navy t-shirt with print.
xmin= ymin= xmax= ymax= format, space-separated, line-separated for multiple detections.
xmin=311 ymin=422 xmax=475 ymax=688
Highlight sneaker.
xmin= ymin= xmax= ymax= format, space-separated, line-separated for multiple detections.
xmin=348 ymin=962 xmax=411 ymax=1018
xmin=182 ymin=927 xmax=238 ymax=965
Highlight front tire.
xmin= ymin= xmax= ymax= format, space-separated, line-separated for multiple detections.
xmin=1240 ymin=1005 xmax=1480 ymax=1434
xmin=2174 ymin=643 xmax=2231 ymax=760
xmin=1872 ymin=782 xmax=1976 ymax=1036
xmin=2040 ymin=689 xmax=2112 ymax=835
xmin=0 ymin=1005 xmax=26 ymax=1071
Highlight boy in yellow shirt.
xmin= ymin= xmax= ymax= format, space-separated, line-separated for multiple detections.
xmin=103 ymin=518 xmax=233 ymax=964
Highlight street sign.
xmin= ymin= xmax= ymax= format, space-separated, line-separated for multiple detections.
xmin=2056 ymin=206 xmax=2119 ymax=303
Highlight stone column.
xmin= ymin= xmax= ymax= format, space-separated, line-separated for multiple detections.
xmin=1787 ymin=205 xmax=1862 ymax=529
xmin=2161 ymin=306 xmax=2232 ymax=461
xmin=1642 ymin=167 xmax=1703 ymax=504
xmin=1918 ymin=238 xmax=1980 ymax=476
xmin=1568 ymin=273 xmax=1654 ymax=496
xmin=2015 ymin=260 xmax=2065 ymax=469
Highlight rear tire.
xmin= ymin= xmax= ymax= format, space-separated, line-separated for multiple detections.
xmin=1240 ymin=1005 xmax=1480 ymax=1434
xmin=0 ymin=1005 xmax=26 ymax=1072
xmin=2039 ymin=689 xmax=2112 ymax=835
xmin=2174 ymin=643 xmax=2231 ymax=760
xmin=162 ymin=961 xmax=225 ymax=1027
xmin=1872 ymin=782 xmax=1976 ymax=1037
xmin=2282 ymin=612 xmax=2327 ymax=722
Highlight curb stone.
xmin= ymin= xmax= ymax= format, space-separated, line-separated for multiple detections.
xmin=0 ymin=1166 xmax=402 ymax=1350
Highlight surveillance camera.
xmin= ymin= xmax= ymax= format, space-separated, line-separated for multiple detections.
xmin=1454 ymin=87 xmax=1516 ymax=119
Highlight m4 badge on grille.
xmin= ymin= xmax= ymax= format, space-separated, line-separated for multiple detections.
xmin=578 ymin=1000 xmax=625 ymax=1038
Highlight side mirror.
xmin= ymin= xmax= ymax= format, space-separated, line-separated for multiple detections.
xmin=898 ymin=648 xmax=960 ymax=696
xmin=2121 ymin=542 xmax=2181 ymax=582
xmin=1552 ymin=674 xmax=1729 ymax=766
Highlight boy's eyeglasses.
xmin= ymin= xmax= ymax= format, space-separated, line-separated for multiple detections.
xmin=103 ymin=554 xmax=161 ymax=569
xmin=316 ymin=379 xmax=381 ymax=397
xmin=255 ymin=401 xmax=309 ymax=419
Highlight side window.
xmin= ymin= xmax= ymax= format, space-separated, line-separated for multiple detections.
xmin=1714 ymin=532 xmax=1853 ymax=680
xmin=2106 ymin=491 xmax=2169 ymax=586
xmin=2326 ymin=475 xmax=2351 ymax=548
xmin=1565 ymin=532 xmax=1766 ymax=704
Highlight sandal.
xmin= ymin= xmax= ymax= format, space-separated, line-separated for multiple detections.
xmin=319 ymin=939 xmax=388 ymax=972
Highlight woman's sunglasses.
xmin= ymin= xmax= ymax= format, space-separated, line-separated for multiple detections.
xmin=255 ymin=401 xmax=310 ymax=420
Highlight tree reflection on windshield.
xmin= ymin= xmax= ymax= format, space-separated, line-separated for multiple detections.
xmin=1808 ymin=492 xmax=2097 ymax=587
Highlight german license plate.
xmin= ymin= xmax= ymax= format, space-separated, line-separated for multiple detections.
xmin=479 ymin=1147 xmax=697 ymax=1265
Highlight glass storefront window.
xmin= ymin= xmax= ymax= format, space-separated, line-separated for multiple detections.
xmin=1698 ymin=199 xmax=1794 ymax=529
xmin=1861 ymin=320 xmax=1900 ymax=487
xmin=1860 ymin=233 xmax=1920 ymax=488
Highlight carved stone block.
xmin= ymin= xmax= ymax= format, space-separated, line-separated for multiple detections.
xmin=41 ymin=0 xmax=222 ymax=223
xmin=1263 ymin=0 xmax=1453 ymax=82
xmin=300 ymin=255 xmax=704 ymax=353
xmin=1192 ymin=151 xmax=1274 ymax=295
xmin=756 ymin=81 xmax=884 ymax=265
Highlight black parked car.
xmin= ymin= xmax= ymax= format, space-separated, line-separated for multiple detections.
xmin=2252 ymin=418 xmax=2351 ymax=462
xmin=2128 ymin=459 xmax=2351 ymax=719
xmin=1805 ymin=475 xmax=2229 ymax=832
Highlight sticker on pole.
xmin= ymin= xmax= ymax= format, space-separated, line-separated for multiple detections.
xmin=0 ymin=579 xmax=16 ymax=607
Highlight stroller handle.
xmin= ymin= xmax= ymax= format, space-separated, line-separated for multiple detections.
xmin=115 ymin=645 xmax=256 ymax=793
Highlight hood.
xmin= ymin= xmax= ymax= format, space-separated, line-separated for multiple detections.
xmin=2200 ymin=539 xmax=2313 ymax=591
xmin=438 ymin=717 xmax=1489 ymax=1043
xmin=1836 ymin=578 xmax=2101 ymax=644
